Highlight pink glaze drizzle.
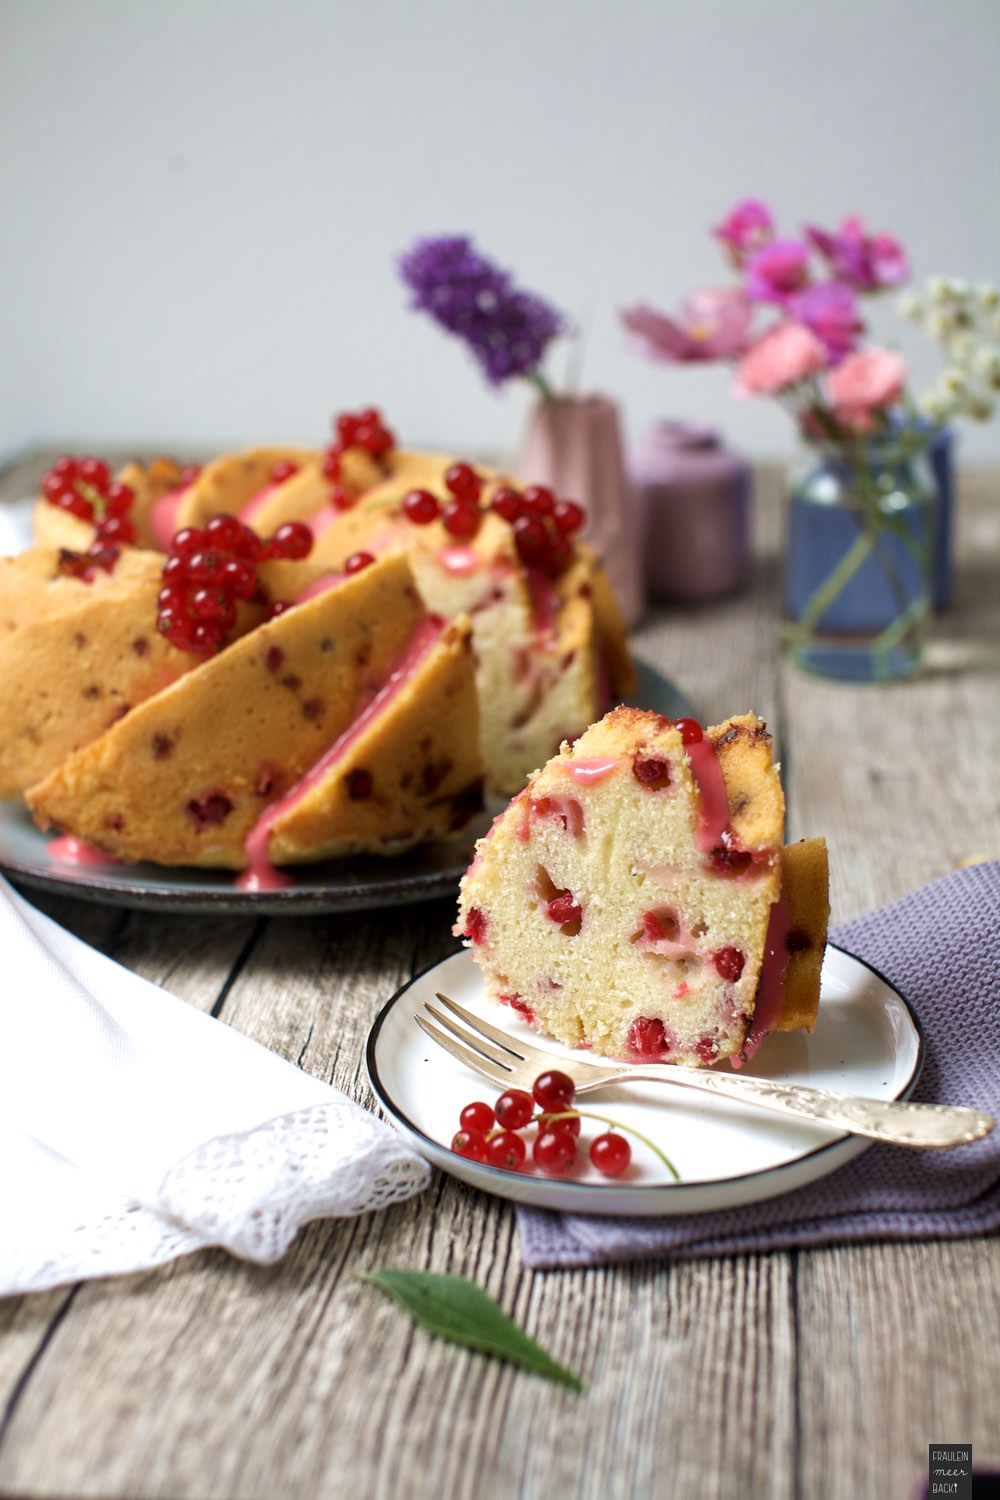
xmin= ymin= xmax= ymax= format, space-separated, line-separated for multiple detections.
xmin=437 ymin=545 xmax=480 ymax=576
xmin=150 ymin=486 xmax=192 ymax=551
xmin=737 ymin=890 xmax=790 ymax=1065
xmin=47 ymin=835 xmax=118 ymax=868
xmin=685 ymin=738 xmax=730 ymax=852
xmin=236 ymin=617 xmax=445 ymax=892
xmin=563 ymin=756 xmax=619 ymax=786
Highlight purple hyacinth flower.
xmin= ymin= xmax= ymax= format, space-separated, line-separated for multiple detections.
xmin=398 ymin=235 xmax=567 ymax=387
xmin=744 ymin=238 xmax=810 ymax=306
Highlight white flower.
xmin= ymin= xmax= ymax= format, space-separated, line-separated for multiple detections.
xmin=964 ymin=389 xmax=996 ymax=421
xmin=977 ymin=283 xmax=1000 ymax=310
xmin=897 ymin=292 xmax=923 ymax=324
xmin=917 ymin=387 xmax=952 ymax=421
xmin=926 ymin=309 xmax=955 ymax=340
xmin=946 ymin=332 xmax=976 ymax=367
xmin=942 ymin=368 xmax=969 ymax=396
xmin=925 ymin=276 xmax=950 ymax=304
xmin=972 ymin=347 xmax=1000 ymax=389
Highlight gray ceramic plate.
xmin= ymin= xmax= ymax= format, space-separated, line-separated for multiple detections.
xmin=0 ymin=660 xmax=695 ymax=914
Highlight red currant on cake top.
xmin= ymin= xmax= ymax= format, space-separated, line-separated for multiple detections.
xmin=344 ymin=551 xmax=375 ymax=575
xmin=444 ymin=462 xmax=483 ymax=504
xmin=402 ymin=488 xmax=441 ymax=525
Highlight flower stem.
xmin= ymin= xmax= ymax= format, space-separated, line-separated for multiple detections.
xmin=527 ymin=370 xmax=556 ymax=402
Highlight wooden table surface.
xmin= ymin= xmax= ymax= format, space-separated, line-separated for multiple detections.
xmin=0 ymin=454 xmax=998 ymax=1500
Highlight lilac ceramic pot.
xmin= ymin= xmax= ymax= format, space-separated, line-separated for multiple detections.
xmin=632 ymin=422 xmax=752 ymax=602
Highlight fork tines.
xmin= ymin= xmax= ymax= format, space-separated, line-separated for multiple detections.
xmin=415 ymin=1011 xmax=513 ymax=1089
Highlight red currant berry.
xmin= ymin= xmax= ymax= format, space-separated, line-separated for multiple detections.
xmin=490 ymin=485 xmax=524 ymax=523
xmin=546 ymin=530 xmax=573 ymax=575
xmin=190 ymin=621 xmax=222 ymax=655
xmin=533 ymin=1126 xmax=577 ymax=1174
xmin=329 ymin=484 xmax=356 ymax=511
xmin=103 ymin=482 xmax=134 ymax=517
xmin=627 ymin=1016 xmax=668 ymax=1059
xmin=172 ymin=527 xmax=207 ymax=558
xmin=157 ymin=607 xmax=195 ymax=650
xmin=522 ymin=484 xmax=556 ymax=517
xmin=673 ymin=717 xmax=703 ymax=745
xmin=441 ymin=499 xmax=481 ymax=539
xmin=451 ymin=1129 xmax=488 ymax=1162
xmin=270 ymin=460 xmax=299 ymax=484
xmin=162 ymin=554 xmax=189 ymax=585
xmin=512 ymin=514 xmax=551 ymax=567
xmin=444 ymin=462 xmax=482 ymax=503
xmin=532 ymin=1070 xmax=576 ymax=1112
xmin=231 ymin=523 xmax=265 ymax=561
xmin=552 ymin=498 xmax=585 ymax=534
xmin=180 ymin=464 xmax=203 ymax=486
xmin=344 ymin=551 xmax=375 ymax=575
xmin=205 ymin=514 xmax=244 ymax=551
xmin=67 ymin=494 xmax=95 ymax=519
xmin=222 ymin=556 xmax=257 ymax=599
xmin=402 ymin=488 xmax=441 ymax=525
xmin=713 ymin=946 xmax=745 ymax=982
xmin=52 ymin=456 xmax=78 ymax=479
xmin=78 ymin=457 xmax=111 ymax=491
xmin=322 ymin=449 xmax=343 ymax=482
xmin=157 ymin=583 xmax=188 ymax=611
xmin=186 ymin=549 xmax=224 ymax=585
xmin=270 ymin=522 xmax=313 ymax=560
xmin=190 ymin=587 xmax=236 ymax=626
xmin=459 ymin=1101 xmax=496 ymax=1134
xmin=336 ymin=413 xmax=361 ymax=445
xmin=590 ymin=1132 xmax=631 ymax=1177
xmin=42 ymin=472 xmax=75 ymax=502
xmin=97 ymin=514 xmax=135 ymax=545
xmin=486 ymin=1131 xmax=527 ymax=1170
xmin=494 ymin=1088 xmax=535 ymax=1131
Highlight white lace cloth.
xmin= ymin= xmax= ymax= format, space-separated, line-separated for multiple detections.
xmin=0 ymin=876 xmax=430 ymax=1296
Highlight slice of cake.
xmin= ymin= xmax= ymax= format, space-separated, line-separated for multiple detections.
xmin=26 ymin=552 xmax=483 ymax=869
xmin=456 ymin=707 xmax=829 ymax=1068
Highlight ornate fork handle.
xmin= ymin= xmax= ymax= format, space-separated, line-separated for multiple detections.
xmin=603 ymin=1069 xmax=994 ymax=1149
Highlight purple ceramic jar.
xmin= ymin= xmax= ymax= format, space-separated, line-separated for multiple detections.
xmin=632 ymin=422 xmax=752 ymax=602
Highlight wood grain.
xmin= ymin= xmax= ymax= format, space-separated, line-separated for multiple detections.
xmin=0 ymin=453 xmax=997 ymax=1500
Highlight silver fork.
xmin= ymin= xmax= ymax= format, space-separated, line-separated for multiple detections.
xmin=417 ymin=993 xmax=994 ymax=1150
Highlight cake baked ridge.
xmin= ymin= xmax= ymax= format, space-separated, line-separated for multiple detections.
xmin=456 ymin=706 xmax=829 ymax=1069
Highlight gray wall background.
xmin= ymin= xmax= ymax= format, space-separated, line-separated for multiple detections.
xmin=2 ymin=0 xmax=998 ymax=466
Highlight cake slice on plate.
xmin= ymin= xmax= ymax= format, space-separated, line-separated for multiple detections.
xmin=456 ymin=706 xmax=828 ymax=1067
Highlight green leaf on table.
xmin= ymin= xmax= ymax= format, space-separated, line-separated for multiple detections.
xmin=361 ymin=1269 xmax=584 ymax=1392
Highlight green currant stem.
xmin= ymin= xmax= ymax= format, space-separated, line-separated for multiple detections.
xmin=542 ymin=1110 xmax=681 ymax=1182
xmin=527 ymin=370 xmax=556 ymax=403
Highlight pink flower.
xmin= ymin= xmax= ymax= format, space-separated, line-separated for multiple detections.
xmin=732 ymin=322 xmax=827 ymax=398
xmin=620 ymin=289 xmax=752 ymax=363
xmin=712 ymin=198 xmax=774 ymax=263
xmin=744 ymin=239 xmax=810 ymax=305
xmin=792 ymin=282 xmax=864 ymax=359
xmin=806 ymin=216 xmax=909 ymax=291
xmin=825 ymin=348 xmax=906 ymax=427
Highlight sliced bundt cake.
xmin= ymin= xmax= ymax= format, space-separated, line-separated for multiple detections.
xmin=457 ymin=707 xmax=829 ymax=1068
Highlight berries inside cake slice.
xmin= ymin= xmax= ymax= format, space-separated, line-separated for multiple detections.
xmin=456 ymin=706 xmax=829 ymax=1068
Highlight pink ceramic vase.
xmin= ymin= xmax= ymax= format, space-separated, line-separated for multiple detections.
xmin=516 ymin=393 xmax=644 ymax=626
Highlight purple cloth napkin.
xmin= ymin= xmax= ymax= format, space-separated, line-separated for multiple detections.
xmin=518 ymin=862 xmax=1000 ymax=1269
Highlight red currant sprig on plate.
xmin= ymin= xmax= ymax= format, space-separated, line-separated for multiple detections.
xmin=401 ymin=471 xmax=586 ymax=576
xmin=155 ymin=515 xmax=315 ymax=655
xmin=448 ymin=1068 xmax=679 ymax=1181
xmin=41 ymin=456 xmax=138 ymax=557
xmin=322 ymin=406 xmax=396 ymax=511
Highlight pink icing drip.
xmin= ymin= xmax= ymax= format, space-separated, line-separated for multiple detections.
xmin=150 ymin=486 xmax=191 ymax=551
xmin=239 ymin=483 xmax=279 ymax=525
xmin=686 ymin=738 xmax=730 ymax=852
xmin=563 ymin=756 xmax=619 ymax=786
xmin=525 ymin=565 xmax=558 ymax=640
xmin=47 ymin=835 xmax=118 ymax=868
xmin=236 ymin=617 xmax=444 ymax=892
xmin=738 ymin=891 xmax=790 ymax=1064
xmin=437 ymin=546 xmax=480 ymax=576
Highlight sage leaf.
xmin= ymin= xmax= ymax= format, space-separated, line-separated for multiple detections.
xmin=361 ymin=1270 xmax=584 ymax=1392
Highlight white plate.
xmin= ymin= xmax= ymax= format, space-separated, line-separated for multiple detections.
xmin=366 ymin=945 xmax=923 ymax=1216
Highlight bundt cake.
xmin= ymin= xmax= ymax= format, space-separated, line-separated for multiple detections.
xmin=26 ymin=550 xmax=482 ymax=874
xmin=456 ymin=707 xmax=829 ymax=1068
xmin=30 ymin=413 xmax=636 ymax=797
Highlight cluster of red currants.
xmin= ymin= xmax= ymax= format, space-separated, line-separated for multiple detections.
xmin=402 ymin=467 xmax=586 ymax=576
xmin=41 ymin=456 xmax=137 ymax=574
xmin=156 ymin=514 xmax=314 ymax=655
xmin=322 ymin=407 xmax=396 ymax=512
xmin=451 ymin=1068 xmax=632 ymax=1178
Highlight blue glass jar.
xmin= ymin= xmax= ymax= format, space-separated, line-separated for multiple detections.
xmin=784 ymin=440 xmax=935 ymax=683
